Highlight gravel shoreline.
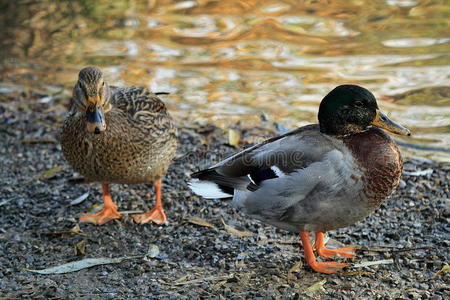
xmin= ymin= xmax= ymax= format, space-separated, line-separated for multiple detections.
xmin=0 ymin=90 xmax=449 ymax=299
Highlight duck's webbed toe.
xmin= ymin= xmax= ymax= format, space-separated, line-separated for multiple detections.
xmin=80 ymin=207 xmax=122 ymax=225
xmin=308 ymin=261 xmax=349 ymax=274
xmin=314 ymin=232 xmax=356 ymax=258
xmin=132 ymin=207 xmax=166 ymax=225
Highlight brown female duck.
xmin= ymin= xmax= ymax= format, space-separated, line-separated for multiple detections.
xmin=61 ymin=66 xmax=177 ymax=225
xmin=190 ymin=85 xmax=410 ymax=273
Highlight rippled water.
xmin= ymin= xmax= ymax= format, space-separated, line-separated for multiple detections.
xmin=1 ymin=0 xmax=449 ymax=161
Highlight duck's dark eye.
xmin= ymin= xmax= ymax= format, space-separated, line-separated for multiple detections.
xmin=354 ymin=101 xmax=364 ymax=108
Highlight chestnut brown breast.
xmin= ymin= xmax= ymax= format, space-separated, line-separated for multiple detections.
xmin=342 ymin=128 xmax=403 ymax=208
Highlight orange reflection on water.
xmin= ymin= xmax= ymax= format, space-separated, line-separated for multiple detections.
xmin=0 ymin=0 xmax=449 ymax=160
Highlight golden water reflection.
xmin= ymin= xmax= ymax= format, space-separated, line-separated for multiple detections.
xmin=1 ymin=0 xmax=449 ymax=160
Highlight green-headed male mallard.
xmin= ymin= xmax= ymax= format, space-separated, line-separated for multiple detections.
xmin=61 ymin=66 xmax=177 ymax=225
xmin=189 ymin=85 xmax=410 ymax=274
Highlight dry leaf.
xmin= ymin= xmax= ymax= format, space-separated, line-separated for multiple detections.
xmin=288 ymin=261 xmax=302 ymax=280
xmin=26 ymin=256 xmax=140 ymax=274
xmin=187 ymin=217 xmax=215 ymax=228
xmin=144 ymin=244 xmax=160 ymax=261
xmin=70 ymin=193 xmax=89 ymax=206
xmin=221 ymin=219 xmax=253 ymax=238
xmin=74 ymin=240 xmax=86 ymax=256
xmin=70 ymin=225 xmax=82 ymax=234
xmin=227 ymin=129 xmax=241 ymax=148
xmin=433 ymin=264 xmax=450 ymax=278
xmin=304 ymin=279 xmax=327 ymax=293
xmin=36 ymin=165 xmax=64 ymax=180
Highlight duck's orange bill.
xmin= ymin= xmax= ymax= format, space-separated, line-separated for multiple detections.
xmin=371 ymin=110 xmax=411 ymax=136
xmin=87 ymin=95 xmax=101 ymax=105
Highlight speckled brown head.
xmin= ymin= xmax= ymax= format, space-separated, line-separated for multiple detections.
xmin=72 ymin=66 xmax=111 ymax=134
xmin=318 ymin=85 xmax=411 ymax=137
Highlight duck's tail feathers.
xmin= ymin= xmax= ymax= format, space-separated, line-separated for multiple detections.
xmin=189 ymin=178 xmax=233 ymax=199
xmin=189 ymin=169 xmax=250 ymax=199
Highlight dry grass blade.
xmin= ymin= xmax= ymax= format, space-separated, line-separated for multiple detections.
xmin=118 ymin=210 xmax=144 ymax=214
xmin=33 ymin=225 xmax=87 ymax=237
xmin=187 ymin=217 xmax=216 ymax=228
xmin=26 ymin=256 xmax=141 ymax=274
xmin=343 ymin=270 xmax=374 ymax=276
xmin=36 ymin=165 xmax=64 ymax=180
xmin=353 ymin=259 xmax=394 ymax=268
xmin=173 ymin=274 xmax=235 ymax=286
xmin=0 ymin=199 xmax=13 ymax=207
xmin=221 ymin=219 xmax=253 ymax=238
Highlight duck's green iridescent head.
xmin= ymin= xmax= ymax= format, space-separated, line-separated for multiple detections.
xmin=318 ymin=85 xmax=411 ymax=136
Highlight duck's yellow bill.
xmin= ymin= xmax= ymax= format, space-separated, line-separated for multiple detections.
xmin=371 ymin=110 xmax=411 ymax=136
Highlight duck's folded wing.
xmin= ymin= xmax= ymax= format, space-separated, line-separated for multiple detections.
xmin=111 ymin=86 xmax=169 ymax=115
xmin=190 ymin=124 xmax=337 ymax=198
xmin=111 ymin=87 xmax=176 ymax=138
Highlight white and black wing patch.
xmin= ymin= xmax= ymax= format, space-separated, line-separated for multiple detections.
xmin=247 ymin=166 xmax=286 ymax=191
xmin=189 ymin=165 xmax=286 ymax=198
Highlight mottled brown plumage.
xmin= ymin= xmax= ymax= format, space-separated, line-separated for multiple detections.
xmin=61 ymin=67 xmax=177 ymax=225
xmin=62 ymin=86 xmax=177 ymax=184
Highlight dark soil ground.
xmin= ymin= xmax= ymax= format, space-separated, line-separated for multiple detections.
xmin=0 ymin=89 xmax=449 ymax=299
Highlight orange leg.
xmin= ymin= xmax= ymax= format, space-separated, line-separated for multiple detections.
xmin=80 ymin=184 xmax=121 ymax=225
xmin=132 ymin=180 xmax=167 ymax=225
xmin=314 ymin=232 xmax=356 ymax=258
xmin=300 ymin=231 xmax=348 ymax=274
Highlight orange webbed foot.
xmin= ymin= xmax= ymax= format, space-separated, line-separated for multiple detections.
xmin=79 ymin=183 xmax=121 ymax=225
xmin=133 ymin=180 xmax=167 ymax=225
xmin=132 ymin=206 xmax=167 ymax=225
xmin=316 ymin=246 xmax=356 ymax=258
xmin=314 ymin=232 xmax=356 ymax=258
xmin=300 ymin=231 xmax=351 ymax=274
xmin=308 ymin=261 xmax=349 ymax=274
xmin=80 ymin=206 xmax=122 ymax=225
